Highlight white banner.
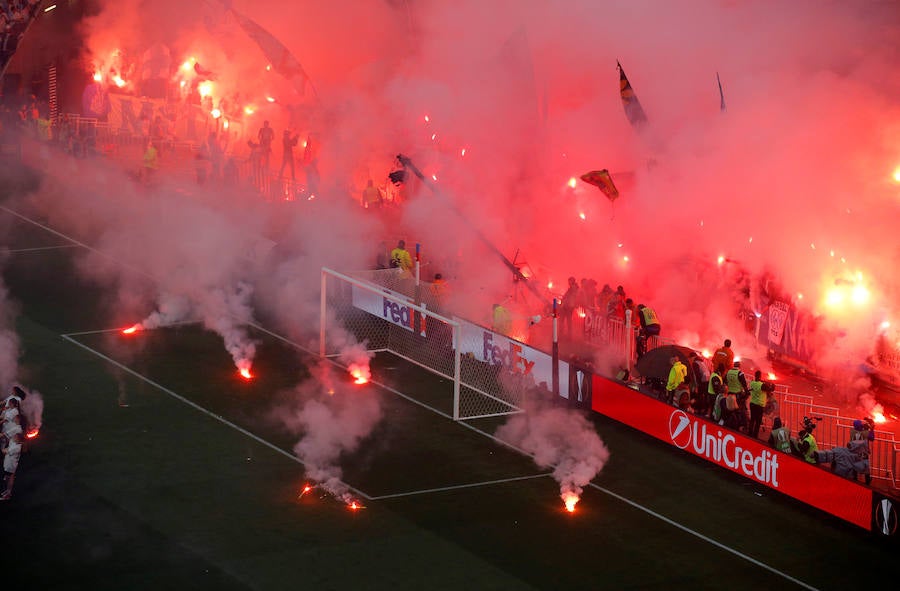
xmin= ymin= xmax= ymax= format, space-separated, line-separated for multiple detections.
xmin=458 ymin=321 xmax=569 ymax=396
xmin=768 ymin=301 xmax=790 ymax=346
xmin=351 ymin=285 xmax=426 ymax=336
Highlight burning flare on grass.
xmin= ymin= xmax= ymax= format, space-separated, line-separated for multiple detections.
xmin=238 ymin=365 xmax=253 ymax=380
xmin=347 ymin=499 xmax=365 ymax=511
xmin=349 ymin=362 xmax=370 ymax=384
xmin=562 ymin=491 xmax=579 ymax=513
xmin=25 ymin=427 xmax=39 ymax=439
xmin=122 ymin=323 xmax=142 ymax=335
xmin=298 ymin=483 xmax=314 ymax=498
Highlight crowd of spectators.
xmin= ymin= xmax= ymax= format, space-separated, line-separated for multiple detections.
xmin=1 ymin=0 xmax=41 ymax=70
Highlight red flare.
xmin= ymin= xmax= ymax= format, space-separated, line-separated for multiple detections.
xmin=298 ymin=484 xmax=313 ymax=498
xmin=562 ymin=492 xmax=579 ymax=513
xmin=347 ymin=500 xmax=364 ymax=511
xmin=239 ymin=368 xmax=253 ymax=380
xmin=122 ymin=323 xmax=142 ymax=335
xmin=873 ymin=411 xmax=887 ymax=424
xmin=25 ymin=428 xmax=39 ymax=439
xmin=349 ymin=363 xmax=370 ymax=385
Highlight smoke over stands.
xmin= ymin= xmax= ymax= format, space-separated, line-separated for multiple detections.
xmin=9 ymin=0 xmax=899 ymax=432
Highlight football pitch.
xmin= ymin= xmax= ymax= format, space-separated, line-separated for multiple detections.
xmin=1 ymin=197 xmax=898 ymax=590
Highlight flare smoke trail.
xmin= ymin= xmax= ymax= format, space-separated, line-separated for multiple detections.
xmin=16 ymin=385 xmax=44 ymax=431
xmin=496 ymin=393 xmax=610 ymax=509
xmin=277 ymin=360 xmax=381 ymax=501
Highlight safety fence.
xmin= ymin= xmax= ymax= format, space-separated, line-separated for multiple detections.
xmin=777 ymin=392 xmax=897 ymax=488
xmin=44 ymin=114 xmax=309 ymax=201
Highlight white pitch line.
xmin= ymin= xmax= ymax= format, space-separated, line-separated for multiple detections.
xmin=12 ymin=205 xmax=817 ymax=590
xmin=4 ymin=244 xmax=81 ymax=253
xmin=60 ymin=333 xmax=373 ymax=502
xmin=589 ymin=483 xmax=820 ymax=591
xmin=368 ymin=473 xmax=551 ymax=500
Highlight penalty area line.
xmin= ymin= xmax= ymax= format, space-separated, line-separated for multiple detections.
xmin=59 ymin=333 xmax=374 ymax=502
xmin=368 ymin=473 xmax=552 ymax=501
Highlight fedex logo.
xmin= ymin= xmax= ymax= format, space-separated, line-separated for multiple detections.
xmin=482 ymin=332 xmax=536 ymax=375
xmin=383 ymin=297 xmax=415 ymax=328
xmin=382 ymin=296 xmax=426 ymax=336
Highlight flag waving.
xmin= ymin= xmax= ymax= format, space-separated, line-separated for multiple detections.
xmin=617 ymin=61 xmax=648 ymax=128
xmin=228 ymin=6 xmax=316 ymax=100
xmin=580 ymin=170 xmax=620 ymax=202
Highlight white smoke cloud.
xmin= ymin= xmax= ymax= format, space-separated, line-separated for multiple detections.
xmin=496 ymin=393 xmax=610 ymax=508
xmin=277 ymin=361 xmax=382 ymax=501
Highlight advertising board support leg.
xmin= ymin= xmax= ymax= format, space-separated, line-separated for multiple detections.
xmin=552 ymin=298 xmax=559 ymax=399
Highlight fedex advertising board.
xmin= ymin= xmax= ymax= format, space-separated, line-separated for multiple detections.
xmin=459 ymin=321 xmax=569 ymax=395
xmin=592 ymin=376 xmax=874 ymax=531
xmin=352 ymin=285 xmax=426 ymax=336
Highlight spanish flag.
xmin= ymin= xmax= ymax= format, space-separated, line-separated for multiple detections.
xmin=617 ymin=61 xmax=648 ymax=128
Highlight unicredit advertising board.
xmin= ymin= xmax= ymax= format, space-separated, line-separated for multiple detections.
xmin=591 ymin=376 xmax=874 ymax=531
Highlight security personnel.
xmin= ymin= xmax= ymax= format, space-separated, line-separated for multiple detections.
xmin=796 ymin=427 xmax=818 ymax=464
xmin=665 ymin=356 xmax=687 ymax=407
xmin=707 ymin=364 xmax=725 ymax=420
xmin=636 ymin=303 xmax=660 ymax=359
xmin=492 ymin=302 xmax=512 ymax=335
xmin=768 ymin=417 xmax=792 ymax=453
xmin=390 ymin=240 xmax=413 ymax=272
xmin=747 ymin=370 xmax=774 ymax=439
xmin=726 ymin=361 xmax=749 ymax=430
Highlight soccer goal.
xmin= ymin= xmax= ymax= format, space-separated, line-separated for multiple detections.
xmin=320 ymin=267 xmax=531 ymax=420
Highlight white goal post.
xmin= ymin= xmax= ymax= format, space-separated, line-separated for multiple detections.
xmin=320 ymin=267 xmax=554 ymax=420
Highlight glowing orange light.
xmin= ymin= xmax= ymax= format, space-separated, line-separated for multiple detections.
xmin=767 ymin=372 xmax=777 ymax=380
xmin=122 ymin=323 xmax=142 ymax=335
xmin=431 ymin=133 xmax=436 ymax=141
xmin=734 ymin=356 xmax=741 ymax=363
xmin=701 ymin=349 xmax=711 ymax=358
xmin=181 ymin=59 xmax=194 ymax=72
xmin=892 ymin=167 xmax=900 ymax=183
xmin=873 ymin=411 xmax=887 ymax=424
xmin=180 ymin=80 xmax=187 ymax=88
xmin=223 ymin=120 xmax=229 ymax=129
xmin=567 ymin=177 xmax=577 ymax=189
xmin=349 ymin=363 xmax=370 ymax=385
xmin=432 ymin=174 xmax=438 ymax=181
xmin=266 ymin=64 xmax=272 ymax=71
xmin=211 ymin=108 xmax=222 ymax=119
xmin=577 ymin=308 xmax=587 ymax=318
xmin=244 ymin=105 xmax=255 ymax=115
xmin=547 ymin=281 xmax=554 ymax=289
xmin=266 ymin=96 xmax=276 ymax=103
xmin=717 ymin=255 xmax=725 ymax=265
xmin=460 ymin=148 xmax=466 ymax=156
xmin=93 ymin=71 xmax=102 ymax=82
xmin=298 ymin=484 xmax=313 ymax=498
xmin=239 ymin=368 xmax=253 ymax=380
xmin=579 ymin=212 xmax=586 ymax=220
xmin=113 ymin=75 xmax=126 ymax=88
xmin=622 ymin=256 xmax=629 ymax=263
xmin=797 ymin=293 xmax=804 ymax=300
xmin=562 ymin=492 xmax=579 ymax=513
xmin=198 ymin=81 xmax=213 ymax=97
xmin=25 ymin=428 xmax=39 ymax=439
xmin=424 ymin=115 xmax=430 ymax=123
xmin=347 ymin=501 xmax=364 ymax=511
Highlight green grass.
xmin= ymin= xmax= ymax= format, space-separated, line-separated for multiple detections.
xmin=2 ymin=180 xmax=899 ymax=591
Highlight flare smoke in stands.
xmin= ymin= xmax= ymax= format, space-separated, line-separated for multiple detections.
xmin=6 ymin=0 xmax=893 ymax=428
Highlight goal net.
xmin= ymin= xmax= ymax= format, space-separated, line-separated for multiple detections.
xmin=321 ymin=267 xmax=551 ymax=420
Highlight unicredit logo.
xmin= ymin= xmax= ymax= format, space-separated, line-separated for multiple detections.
xmin=668 ymin=410 xmax=692 ymax=449
xmin=668 ymin=410 xmax=781 ymax=487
